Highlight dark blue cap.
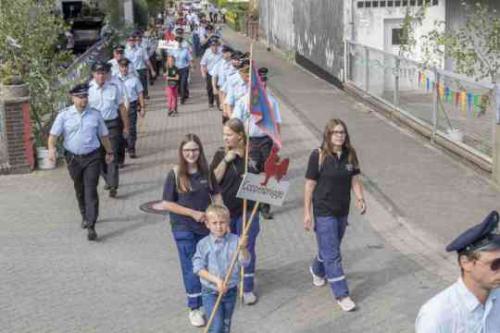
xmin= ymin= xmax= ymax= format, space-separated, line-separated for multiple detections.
xmin=91 ymin=61 xmax=110 ymax=73
xmin=114 ymin=44 xmax=125 ymax=52
xmin=222 ymin=45 xmax=233 ymax=53
xmin=446 ymin=211 xmax=500 ymax=253
xmin=69 ymin=83 xmax=89 ymax=96
xmin=209 ymin=38 xmax=220 ymax=46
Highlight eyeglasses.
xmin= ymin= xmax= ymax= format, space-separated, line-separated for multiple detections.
xmin=477 ymin=258 xmax=500 ymax=271
xmin=182 ymin=148 xmax=199 ymax=153
xmin=330 ymin=130 xmax=346 ymax=136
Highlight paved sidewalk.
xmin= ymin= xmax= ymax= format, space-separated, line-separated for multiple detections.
xmin=2 ymin=49 xmax=445 ymax=332
xmin=222 ymin=27 xmax=500 ymax=279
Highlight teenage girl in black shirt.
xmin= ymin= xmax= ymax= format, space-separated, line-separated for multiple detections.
xmin=210 ymin=118 xmax=260 ymax=305
xmin=304 ymin=118 xmax=366 ymax=312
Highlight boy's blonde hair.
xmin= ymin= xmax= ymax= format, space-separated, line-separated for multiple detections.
xmin=205 ymin=204 xmax=230 ymax=221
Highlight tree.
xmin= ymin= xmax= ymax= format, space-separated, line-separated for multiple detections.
xmin=0 ymin=0 xmax=74 ymax=146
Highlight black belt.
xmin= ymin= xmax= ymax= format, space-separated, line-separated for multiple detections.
xmin=104 ymin=117 xmax=121 ymax=127
xmin=249 ymin=136 xmax=269 ymax=141
xmin=65 ymin=148 xmax=100 ymax=158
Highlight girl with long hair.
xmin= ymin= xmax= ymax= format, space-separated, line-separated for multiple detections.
xmin=153 ymin=133 xmax=222 ymax=327
xmin=210 ymin=118 xmax=260 ymax=305
xmin=303 ymin=118 xmax=366 ymax=312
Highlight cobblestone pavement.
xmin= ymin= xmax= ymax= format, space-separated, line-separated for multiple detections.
xmin=1 ymin=54 xmax=446 ymax=332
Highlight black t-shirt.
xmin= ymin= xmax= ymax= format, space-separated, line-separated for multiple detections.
xmin=162 ymin=169 xmax=220 ymax=235
xmin=210 ymin=148 xmax=257 ymax=218
xmin=166 ymin=66 xmax=179 ymax=86
xmin=305 ymin=149 xmax=360 ymax=217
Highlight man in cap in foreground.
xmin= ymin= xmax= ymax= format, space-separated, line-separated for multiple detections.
xmin=48 ymin=84 xmax=114 ymax=241
xmin=416 ymin=211 xmax=500 ymax=332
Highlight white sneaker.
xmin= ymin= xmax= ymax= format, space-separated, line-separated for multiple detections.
xmin=337 ymin=296 xmax=356 ymax=312
xmin=188 ymin=309 xmax=206 ymax=327
xmin=309 ymin=266 xmax=326 ymax=287
xmin=243 ymin=292 xmax=258 ymax=305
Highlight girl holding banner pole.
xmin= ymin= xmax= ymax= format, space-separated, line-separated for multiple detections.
xmin=303 ymin=118 xmax=366 ymax=312
xmin=210 ymin=118 xmax=260 ymax=305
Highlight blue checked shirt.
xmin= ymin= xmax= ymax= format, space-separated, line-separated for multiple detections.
xmin=224 ymin=77 xmax=247 ymax=108
xmin=200 ymin=48 xmax=223 ymax=75
xmin=50 ymin=105 xmax=108 ymax=155
xmin=192 ymin=233 xmax=250 ymax=291
xmin=214 ymin=59 xmax=232 ymax=87
xmin=416 ymin=278 xmax=500 ymax=333
xmin=88 ymin=79 xmax=124 ymax=120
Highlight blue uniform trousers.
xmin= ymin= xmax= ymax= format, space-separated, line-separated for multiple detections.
xmin=230 ymin=213 xmax=259 ymax=292
xmin=173 ymin=230 xmax=204 ymax=309
xmin=192 ymin=34 xmax=201 ymax=57
xmin=202 ymin=287 xmax=237 ymax=333
xmin=311 ymin=215 xmax=350 ymax=299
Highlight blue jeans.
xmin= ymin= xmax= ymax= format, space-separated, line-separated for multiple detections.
xmin=230 ymin=213 xmax=259 ymax=292
xmin=203 ymin=287 xmax=237 ymax=333
xmin=311 ymin=216 xmax=350 ymax=299
xmin=173 ymin=231 xmax=205 ymax=309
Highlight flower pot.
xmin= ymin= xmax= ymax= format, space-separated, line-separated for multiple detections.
xmin=36 ymin=147 xmax=56 ymax=170
xmin=0 ymin=82 xmax=29 ymax=102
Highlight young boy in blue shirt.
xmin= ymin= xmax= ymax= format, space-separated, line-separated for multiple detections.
xmin=193 ymin=204 xmax=250 ymax=333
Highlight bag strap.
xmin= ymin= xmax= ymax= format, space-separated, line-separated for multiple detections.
xmin=317 ymin=148 xmax=325 ymax=173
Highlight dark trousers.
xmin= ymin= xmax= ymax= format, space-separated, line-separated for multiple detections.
xmin=173 ymin=231 xmax=205 ymax=309
xmin=138 ymin=68 xmax=148 ymax=97
xmin=127 ymin=101 xmax=138 ymax=152
xmin=102 ymin=118 xmax=122 ymax=188
xmin=206 ymin=74 xmax=219 ymax=108
xmin=249 ymin=136 xmax=274 ymax=213
xmin=192 ymin=34 xmax=201 ymax=57
xmin=149 ymin=56 xmax=158 ymax=85
xmin=65 ymin=149 xmax=101 ymax=226
xmin=178 ymin=67 xmax=190 ymax=101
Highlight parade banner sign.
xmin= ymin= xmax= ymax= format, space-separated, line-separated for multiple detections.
xmin=158 ymin=40 xmax=178 ymax=50
xmin=236 ymin=173 xmax=289 ymax=206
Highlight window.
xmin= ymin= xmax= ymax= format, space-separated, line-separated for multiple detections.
xmin=357 ymin=1 xmax=364 ymax=7
xmin=365 ymin=1 xmax=371 ymax=7
xmin=392 ymin=28 xmax=403 ymax=45
xmin=388 ymin=0 xmax=394 ymax=6
xmin=380 ymin=1 xmax=386 ymax=6
xmin=410 ymin=0 xmax=416 ymax=5
xmin=395 ymin=0 xmax=401 ymax=6
xmin=372 ymin=1 xmax=379 ymax=7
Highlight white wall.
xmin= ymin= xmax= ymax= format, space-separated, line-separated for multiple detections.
xmin=352 ymin=1 xmax=446 ymax=62
xmin=259 ymin=0 xmax=295 ymax=51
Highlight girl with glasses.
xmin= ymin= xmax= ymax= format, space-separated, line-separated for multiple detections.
xmin=303 ymin=118 xmax=366 ymax=312
xmin=153 ymin=133 xmax=222 ymax=327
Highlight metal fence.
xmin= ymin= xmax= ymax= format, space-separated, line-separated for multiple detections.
xmin=346 ymin=40 xmax=496 ymax=164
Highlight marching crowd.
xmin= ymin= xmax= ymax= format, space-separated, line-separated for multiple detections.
xmin=45 ymin=2 xmax=500 ymax=332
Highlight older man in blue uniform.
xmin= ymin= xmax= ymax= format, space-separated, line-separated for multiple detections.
xmin=88 ymin=61 xmax=129 ymax=198
xmin=48 ymin=84 xmax=114 ymax=241
xmin=416 ymin=211 xmax=500 ymax=332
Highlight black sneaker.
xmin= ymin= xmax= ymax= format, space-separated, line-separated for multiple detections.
xmin=109 ymin=187 xmax=117 ymax=198
xmin=104 ymin=184 xmax=111 ymax=191
xmin=81 ymin=219 xmax=88 ymax=229
xmin=129 ymin=151 xmax=137 ymax=159
xmin=87 ymin=226 xmax=97 ymax=241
